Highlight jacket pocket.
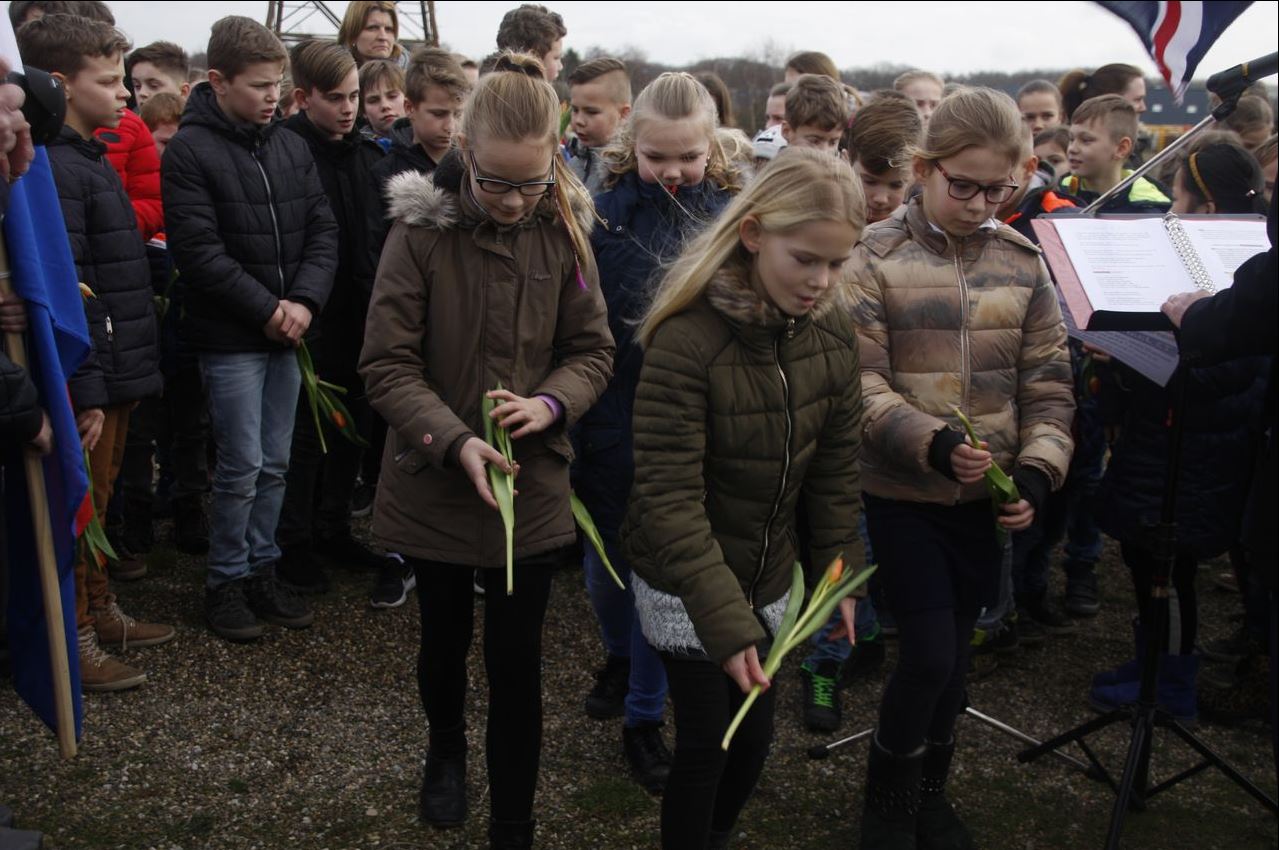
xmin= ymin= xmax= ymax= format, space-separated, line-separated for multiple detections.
xmin=392 ymin=433 xmax=430 ymax=475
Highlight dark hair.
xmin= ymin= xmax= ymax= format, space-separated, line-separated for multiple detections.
xmin=769 ymin=81 xmax=792 ymax=99
xmin=404 ymin=46 xmax=470 ymax=104
xmin=785 ymin=73 xmax=850 ymax=132
xmin=128 ymin=41 xmax=190 ymax=83
xmin=1016 ymin=78 xmax=1063 ymax=110
xmin=16 ymin=13 xmax=130 ymax=78
xmin=843 ymin=89 xmax=922 ymax=174
xmin=207 ymin=16 xmax=288 ymax=81
xmin=359 ymin=58 xmax=405 ymax=95
xmin=1179 ymin=142 xmax=1267 ymax=214
xmin=1033 ymin=126 xmax=1071 ymax=151
xmin=568 ymin=57 xmax=631 ymax=105
xmin=9 ymin=0 xmax=112 ymax=26
xmin=1058 ymin=63 xmax=1142 ymax=121
xmin=785 ymin=50 xmax=839 ymax=80
xmin=140 ymin=91 xmax=184 ymax=130
xmin=695 ymin=72 xmax=735 ymax=129
xmin=495 ymin=4 xmax=566 ymax=56
xmin=289 ymin=40 xmax=356 ymax=95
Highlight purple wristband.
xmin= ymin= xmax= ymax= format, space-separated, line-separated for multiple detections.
xmin=535 ymin=394 xmax=563 ymax=422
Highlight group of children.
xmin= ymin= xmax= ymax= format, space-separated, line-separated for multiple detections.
xmin=1 ymin=3 xmax=1275 ymax=849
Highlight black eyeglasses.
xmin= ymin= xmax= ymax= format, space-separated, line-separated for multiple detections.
xmin=935 ymin=162 xmax=1019 ymax=204
xmin=467 ymin=150 xmax=557 ymax=197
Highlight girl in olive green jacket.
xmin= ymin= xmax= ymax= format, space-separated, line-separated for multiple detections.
xmin=622 ymin=148 xmax=867 ymax=850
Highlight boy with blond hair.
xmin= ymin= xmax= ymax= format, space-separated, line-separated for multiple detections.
xmin=162 ymin=15 xmax=338 ymax=642
xmin=782 ymin=73 xmax=849 ymax=154
xmin=567 ymin=56 xmax=631 ymax=194
xmin=1062 ymin=94 xmax=1169 ymax=213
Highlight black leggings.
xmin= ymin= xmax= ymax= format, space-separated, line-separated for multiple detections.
xmin=659 ymin=653 xmax=777 ymax=850
xmin=1120 ymin=541 xmax=1198 ymax=656
xmin=877 ymin=607 xmax=979 ymax=754
xmin=409 ymin=558 xmax=555 ymax=823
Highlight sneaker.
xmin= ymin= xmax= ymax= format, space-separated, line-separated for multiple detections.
xmin=315 ymin=530 xmax=381 ymax=572
xmin=277 ymin=547 xmax=331 ymax=596
xmin=1063 ymin=565 xmax=1100 ymax=617
xmin=585 ymin=655 xmax=630 ymax=719
xmin=78 ymin=627 xmax=146 ymax=692
xmin=472 ymin=569 xmax=486 ymax=597
xmin=622 ymin=722 xmax=673 ymax=795
xmin=109 ymin=546 xmax=148 ymax=582
xmin=245 ymin=567 xmax=314 ymax=629
xmin=1201 ymin=626 xmax=1264 ymax=664
xmin=91 ymin=596 xmax=175 ymax=650
xmin=370 ymin=555 xmax=416 ymax=609
xmin=350 ymin=482 xmax=375 ymax=519
xmin=172 ymin=496 xmax=210 ymax=556
xmin=838 ymin=633 xmax=886 ymax=688
xmin=1019 ymin=593 xmax=1077 ymax=634
xmin=800 ymin=660 xmax=841 ymax=733
xmin=1212 ymin=571 xmax=1239 ymax=593
xmin=972 ymin=616 xmax=1021 ymax=654
xmin=205 ymin=580 xmax=265 ymax=642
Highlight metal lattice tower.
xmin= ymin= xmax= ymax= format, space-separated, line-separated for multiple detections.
xmin=266 ymin=1 xmax=438 ymax=48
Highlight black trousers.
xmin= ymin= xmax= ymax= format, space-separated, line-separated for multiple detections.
xmin=659 ymin=653 xmax=776 ymax=850
xmin=1120 ymin=541 xmax=1199 ymax=655
xmin=866 ymin=496 xmax=997 ymax=754
xmin=409 ymin=557 xmax=556 ymax=823
xmin=118 ymin=361 xmax=209 ymax=519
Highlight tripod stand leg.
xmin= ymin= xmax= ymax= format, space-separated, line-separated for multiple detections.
xmin=1162 ymin=719 xmax=1279 ymax=813
xmin=963 ymin=707 xmax=1093 ymax=775
xmin=1104 ymin=710 xmax=1154 ymax=850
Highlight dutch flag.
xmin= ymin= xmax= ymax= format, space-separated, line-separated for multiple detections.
xmin=1098 ymin=1 xmax=1253 ymax=101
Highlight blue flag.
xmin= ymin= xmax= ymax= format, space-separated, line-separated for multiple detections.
xmin=3 ymin=146 xmax=88 ymax=742
xmin=1097 ymin=1 xmax=1253 ymax=101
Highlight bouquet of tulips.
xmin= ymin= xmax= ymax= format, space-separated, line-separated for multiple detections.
xmin=483 ymin=385 xmax=518 ymax=595
xmin=297 ymin=341 xmax=366 ymax=454
xmin=721 ymin=555 xmax=875 ymax=750
xmin=952 ymin=407 xmax=1020 ymax=543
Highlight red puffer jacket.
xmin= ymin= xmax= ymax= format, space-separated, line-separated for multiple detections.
xmin=95 ymin=110 xmax=164 ymax=240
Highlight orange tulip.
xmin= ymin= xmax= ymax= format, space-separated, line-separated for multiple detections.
xmin=331 ymin=410 xmax=347 ymax=429
xmin=828 ymin=557 xmax=844 ymax=583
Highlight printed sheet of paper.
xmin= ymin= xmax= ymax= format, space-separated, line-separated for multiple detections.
xmin=1179 ymin=219 xmax=1271 ymax=292
xmin=1051 ymin=218 xmax=1194 ymax=313
xmin=1058 ymin=295 xmax=1181 ymax=387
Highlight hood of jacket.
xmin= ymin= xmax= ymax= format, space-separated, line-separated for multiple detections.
xmin=50 ymin=124 xmax=108 ymax=159
xmin=180 ymin=81 xmax=282 ymax=149
xmin=384 ymin=148 xmax=595 ymax=235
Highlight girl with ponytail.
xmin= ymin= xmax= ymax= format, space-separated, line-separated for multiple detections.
xmin=358 ymin=51 xmax=614 ymax=850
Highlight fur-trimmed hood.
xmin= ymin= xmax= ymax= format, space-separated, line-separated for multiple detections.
xmin=704 ymin=261 xmax=846 ymax=330
xmin=383 ymin=149 xmax=595 ymax=235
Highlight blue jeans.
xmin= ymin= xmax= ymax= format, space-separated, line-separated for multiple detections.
xmin=804 ymin=513 xmax=881 ymax=668
xmin=200 ymin=349 xmax=301 ymax=587
xmin=583 ymin=541 xmax=667 ymax=726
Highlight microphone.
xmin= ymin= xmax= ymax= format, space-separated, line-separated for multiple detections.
xmin=1205 ymin=52 xmax=1279 ymax=100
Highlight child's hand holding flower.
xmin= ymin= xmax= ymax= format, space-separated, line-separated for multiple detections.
xmin=487 ymin=388 xmax=557 ymax=438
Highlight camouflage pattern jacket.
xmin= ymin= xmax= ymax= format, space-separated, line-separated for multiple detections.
xmin=846 ymin=198 xmax=1074 ymax=506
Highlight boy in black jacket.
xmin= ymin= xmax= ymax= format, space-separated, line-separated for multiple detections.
xmin=276 ymin=40 xmax=384 ymax=595
xmin=17 ymin=14 xmax=173 ymax=693
xmin=161 ymin=16 xmax=338 ymax=643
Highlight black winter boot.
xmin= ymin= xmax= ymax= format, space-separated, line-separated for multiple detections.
xmin=917 ymin=738 xmax=974 ymax=850
xmin=488 ymin=817 xmax=535 ymax=849
xmin=859 ymin=735 xmax=923 ymax=850
xmin=419 ymin=728 xmax=467 ymax=829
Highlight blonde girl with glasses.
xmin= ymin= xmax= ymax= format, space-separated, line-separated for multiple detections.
xmin=359 ymin=51 xmax=614 ymax=850
xmin=844 ymin=86 xmax=1074 ymax=849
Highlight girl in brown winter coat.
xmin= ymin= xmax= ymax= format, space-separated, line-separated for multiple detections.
xmin=845 ymin=87 xmax=1074 ymax=849
xmin=358 ymin=53 xmax=614 ymax=850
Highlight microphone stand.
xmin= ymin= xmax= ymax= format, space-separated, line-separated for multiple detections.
xmin=1021 ymin=55 xmax=1279 ymax=849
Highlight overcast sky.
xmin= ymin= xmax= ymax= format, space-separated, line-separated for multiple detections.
xmin=99 ymin=0 xmax=1278 ymax=80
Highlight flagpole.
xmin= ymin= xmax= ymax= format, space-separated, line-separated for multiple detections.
xmin=0 ymin=237 xmax=77 ymax=760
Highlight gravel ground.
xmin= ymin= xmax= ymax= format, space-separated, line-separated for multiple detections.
xmin=1 ymin=522 xmax=1275 ymax=850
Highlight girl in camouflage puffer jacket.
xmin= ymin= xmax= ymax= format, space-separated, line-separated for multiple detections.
xmin=845 ymin=88 xmax=1074 ymax=850
xmin=623 ymin=148 xmax=867 ymax=850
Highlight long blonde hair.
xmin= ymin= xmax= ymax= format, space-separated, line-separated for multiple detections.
xmin=602 ymin=71 xmax=744 ymax=193
xmin=637 ymin=148 xmax=866 ymax=347
xmin=459 ymin=51 xmax=594 ymax=271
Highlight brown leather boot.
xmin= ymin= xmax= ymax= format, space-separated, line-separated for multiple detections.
xmin=78 ymin=627 xmax=146 ymax=692
xmin=92 ymin=596 xmax=175 ymax=650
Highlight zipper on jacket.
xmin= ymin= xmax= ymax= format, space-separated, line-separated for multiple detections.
xmin=953 ymin=244 xmax=971 ymax=416
xmin=750 ymin=335 xmax=793 ymax=607
xmin=105 ymin=315 xmax=114 ymax=339
xmin=251 ymin=147 xmax=287 ymax=296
